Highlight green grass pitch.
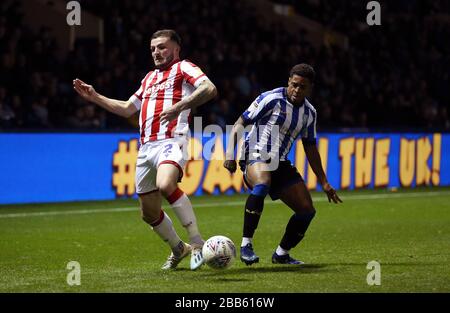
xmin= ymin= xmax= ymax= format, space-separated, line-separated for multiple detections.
xmin=1 ymin=187 xmax=449 ymax=292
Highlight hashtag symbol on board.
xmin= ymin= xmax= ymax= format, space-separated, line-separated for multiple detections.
xmin=112 ymin=140 xmax=138 ymax=196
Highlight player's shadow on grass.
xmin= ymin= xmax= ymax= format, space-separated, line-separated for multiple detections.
xmin=212 ymin=277 xmax=252 ymax=283
xmin=199 ymin=264 xmax=329 ymax=277
xmin=317 ymin=262 xmax=439 ymax=266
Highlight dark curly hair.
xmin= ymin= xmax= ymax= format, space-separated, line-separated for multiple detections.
xmin=289 ymin=63 xmax=315 ymax=83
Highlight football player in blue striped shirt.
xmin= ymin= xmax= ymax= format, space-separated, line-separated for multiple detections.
xmin=224 ymin=64 xmax=342 ymax=265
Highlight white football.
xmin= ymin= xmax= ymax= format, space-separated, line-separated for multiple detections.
xmin=202 ymin=235 xmax=237 ymax=269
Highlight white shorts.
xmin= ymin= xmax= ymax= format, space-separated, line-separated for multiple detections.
xmin=135 ymin=138 xmax=187 ymax=194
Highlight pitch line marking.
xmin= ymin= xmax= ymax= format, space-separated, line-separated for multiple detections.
xmin=0 ymin=191 xmax=449 ymax=219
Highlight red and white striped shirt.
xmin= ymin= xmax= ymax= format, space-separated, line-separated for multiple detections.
xmin=129 ymin=59 xmax=208 ymax=145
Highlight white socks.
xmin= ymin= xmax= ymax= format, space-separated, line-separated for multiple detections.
xmin=276 ymin=245 xmax=289 ymax=256
xmin=168 ymin=189 xmax=203 ymax=246
xmin=241 ymin=240 xmax=289 ymax=256
xmin=151 ymin=210 xmax=183 ymax=255
xmin=241 ymin=237 xmax=252 ymax=247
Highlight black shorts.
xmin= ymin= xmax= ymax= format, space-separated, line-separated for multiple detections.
xmin=240 ymin=160 xmax=304 ymax=200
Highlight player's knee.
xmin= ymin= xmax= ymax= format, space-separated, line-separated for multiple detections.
xmin=294 ymin=209 xmax=316 ymax=223
xmin=301 ymin=196 xmax=315 ymax=212
xmin=256 ymin=174 xmax=271 ymax=186
xmin=157 ymin=181 xmax=177 ymax=198
xmin=305 ymin=205 xmax=316 ymax=215
xmin=247 ymin=166 xmax=271 ymax=186
xmin=251 ymin=184 xmax=270 ymax=197
xmin=294 ymin=202 xmax=315 ymax=215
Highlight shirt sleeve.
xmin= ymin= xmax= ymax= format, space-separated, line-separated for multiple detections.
xmin=180 ymin=60 xmax=208 ymax=87
xmin=128 ymin=72 xmax=152 ymax=110
xmin=301 ymin=108 xmax=317 ymax=143
xmin=241 ymin=93 xmax=277 ymax=125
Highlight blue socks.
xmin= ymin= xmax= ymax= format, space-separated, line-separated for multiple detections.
xmin=243 ymin=184 xmax=269 ymax=238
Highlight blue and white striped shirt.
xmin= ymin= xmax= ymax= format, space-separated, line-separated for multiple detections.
xmin=241 ymin=87 xmax=317 ymax=161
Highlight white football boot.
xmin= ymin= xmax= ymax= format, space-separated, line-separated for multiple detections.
xmin=161 ymin=242 xmax=192 ymax=270
xmin=190 ymin=243 xmax=205 ymax=270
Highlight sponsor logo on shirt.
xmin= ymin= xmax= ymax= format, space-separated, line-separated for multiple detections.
xmin=143 ymin=81 xmax=174 ymax=98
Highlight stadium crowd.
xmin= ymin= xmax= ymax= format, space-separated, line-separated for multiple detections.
xmin=0 ymin=0 xmax=448 ymax=131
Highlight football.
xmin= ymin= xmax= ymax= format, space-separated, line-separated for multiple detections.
xmin=202 ymin=235 xmax=237 ymax=269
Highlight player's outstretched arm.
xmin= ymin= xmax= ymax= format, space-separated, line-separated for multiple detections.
xmin=73 ymin=78 xmax=138 ymax=118
xmin=160 ymin=79 xmax=217 ymax=124
xmin=304 ymin=143 xmax=342 ymax=204
xmin=223 ymin=116 xmax=245 ymax=174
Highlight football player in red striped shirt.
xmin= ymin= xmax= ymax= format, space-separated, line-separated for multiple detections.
xmin=73 ymin=29 xmax=217 ymax=270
